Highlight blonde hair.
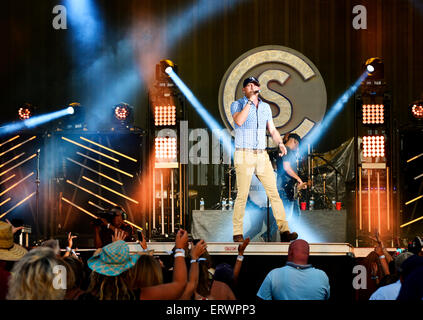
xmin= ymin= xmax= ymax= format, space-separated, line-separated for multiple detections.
xmin=86 ymin=271 xmax=134 ymax=300
xmin=7 ymin=247 xmax=65 ymax=300
xmin=127 ymin=255 xmax=163 ymax=290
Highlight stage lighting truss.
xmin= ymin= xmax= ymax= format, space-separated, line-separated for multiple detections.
xmin=155 ymin=105 xmax=176 ymax=126
xmin=155 ymin=137 xmax=177 ymax=161
xmin=362 ymin=135 xmax=385 ymax=158
xmin=362 ymin=104 xmax=385 ymax=125
xmin=18 ymin=104 xmax=34 ymax=120
xmin=411 ymin=101 xmax=423 ymax=120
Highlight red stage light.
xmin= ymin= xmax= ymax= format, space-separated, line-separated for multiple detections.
xmin=18 ymin=107 xmax=32 ymax=120
xmin=155 ymin=105 xmax=176 ymax=126
xmin=362 ymin=135 xmax=385 ymax=158
xmin=362 ymin=104 xmax=384 ymax=124
xmin=114 ymin=105 xmax=130 ymax=121
xmin=411 ymin=103 xmax=423 ymax=119
xmin=155 ymin=137 xmax=177 ymax=160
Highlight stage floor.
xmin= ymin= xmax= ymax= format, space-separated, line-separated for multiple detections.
xmin=72 ymin=242 xmax=391 ymax=258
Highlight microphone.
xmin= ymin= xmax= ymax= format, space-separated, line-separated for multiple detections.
xmin=254 ymin=90 xmax=261 ymax=94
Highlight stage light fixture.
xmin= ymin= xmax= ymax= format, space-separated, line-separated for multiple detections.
xmin=156 ymin=59 xmax=177 ymax=82
xmin=410 ymin=100 xmax=423 ymax=120
xmin=362 ymin=135 xmax=385 ymax=158
xmin=362 ymin=104 xmax=385 ymax=125
xmin=155 ymin=105 xmax=176 ymax=126
xmin=18 ymin=104 xmax=34 ymax=120
xmin=364 ymin=57 xmax=384 ymax=78
xmin=155 ymin=137 xmax=177 ymax=161
xmin=112 ymin=103 xmax=134 ymax=126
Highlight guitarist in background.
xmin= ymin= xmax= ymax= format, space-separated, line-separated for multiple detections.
xmin=276 ymin=133 xmax=307 ymax=218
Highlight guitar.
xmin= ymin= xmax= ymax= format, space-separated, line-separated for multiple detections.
xmin=283 ymin=178 xmax=309 ymax=201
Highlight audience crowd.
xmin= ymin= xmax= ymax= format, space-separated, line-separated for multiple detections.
xmin=1 ymin=218 xmax=422 ymax=301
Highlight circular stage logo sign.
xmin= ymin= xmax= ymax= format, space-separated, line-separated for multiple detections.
xmin=218 ymin=45 xmax=327 ymax=139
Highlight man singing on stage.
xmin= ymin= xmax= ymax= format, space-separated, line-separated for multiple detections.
xmin=230 ymin=76 xmax=298 ymax=243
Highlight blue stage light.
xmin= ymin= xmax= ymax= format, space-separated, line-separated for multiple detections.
xmin=0 ymin=107 xmax=75 ymax=135
xmin=67 ymin=107 xmax=75 ymax=115
xmin=300 ymin=71 xmax=369 ymax=155
xmin=166 ymin=68 xmax=233 ymax=155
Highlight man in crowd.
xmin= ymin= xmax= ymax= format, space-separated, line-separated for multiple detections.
xmin=257 ymin=239 xmax=330 ymax=300
xmin=369 ymin=251 xmax=413 ymax=300
xmin=0 ymin=220 xmax=27 ymax=300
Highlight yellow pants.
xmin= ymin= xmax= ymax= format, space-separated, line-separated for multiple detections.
xmin=233 ymin=150 xmax=290 ymax=236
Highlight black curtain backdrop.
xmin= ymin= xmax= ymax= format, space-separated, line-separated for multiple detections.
xmin=1 ymin=0 xmax=422 ymax=150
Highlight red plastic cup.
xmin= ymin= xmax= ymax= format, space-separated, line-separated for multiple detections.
xmin=336 ymin=202 xmax=342 ymax=210
xmin=300 ymin=202 xmax=307 ymax=210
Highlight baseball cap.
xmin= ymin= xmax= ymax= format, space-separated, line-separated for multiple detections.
xmin=243 ymin=76 xmax=260 ymax=88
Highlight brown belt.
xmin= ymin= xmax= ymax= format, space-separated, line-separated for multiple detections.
xmin=236 ymin=148 xmax=265 ymax=154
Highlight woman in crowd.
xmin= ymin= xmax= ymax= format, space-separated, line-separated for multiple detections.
xmin=7 ymin=247 xmax=66 ymax=300
xmin=81 ymin=228 xmax=189 ymax=300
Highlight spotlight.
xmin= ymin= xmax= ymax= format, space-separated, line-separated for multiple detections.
xmin=165 ymin=67 xmax=173 ymax=75
xmin=156 ymin=59 xmax=177 ymax=82
xmin=362 ymin=135 xmax=385 ymax=158
xmin=155 ymin=137 xmax=177 ymax=161
xmin=60 ymin=102 xmax=86 ymax=130
xmin=155 ymin=104 xmax=176 ymax=126
xmin=364 ymin=57 xmax=384 ymax=78
xmin=18 ymin=103 xmax=34 ymax=121
xmin=410 ymin=100 xmax=423 ymax=120
xmin=112 ymin=102 xmax=134 ymax=126
xmin=67 ymin=107 xmax=75 ymax=115
xmin=362 ymin=104 xmax=385 ymax=125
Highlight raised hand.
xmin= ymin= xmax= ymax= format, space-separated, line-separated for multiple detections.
xmin=112 ymin=228 xmax=126 ymax=242
xmin=175 ymin=229 xmax=188 ymax=249
xmin=191 ymin=240 xmax=207 ymax=260
xmin=5 ymin=219 xmax=24 ymax=234
xmin=238 ymin=237 xmax=250 ymax=256
xmin=67 ymin=232 xmax=77 ymax=248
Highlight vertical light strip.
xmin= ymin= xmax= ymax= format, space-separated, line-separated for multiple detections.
xmin=387 ymin=167 xmax=390 ymax=231
xmin=161 ymin=170 xmax=164 ymax=235
xmin=61 ymin=136 xmax=119 ymax=162
xmin=79 ymin=137 xmax=137 ymax=163
xmin=153 ymin=167 xmax=156 ymax=229
xmin=359 ymin=169 xmax=362 ymax=230
xmin=377 ymin=171 xmax=381 ymax=232
xmin=0 ymin=192 xmax=35 ymax=219
xmin=368 ymin=171 xmax=371 ymax=233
